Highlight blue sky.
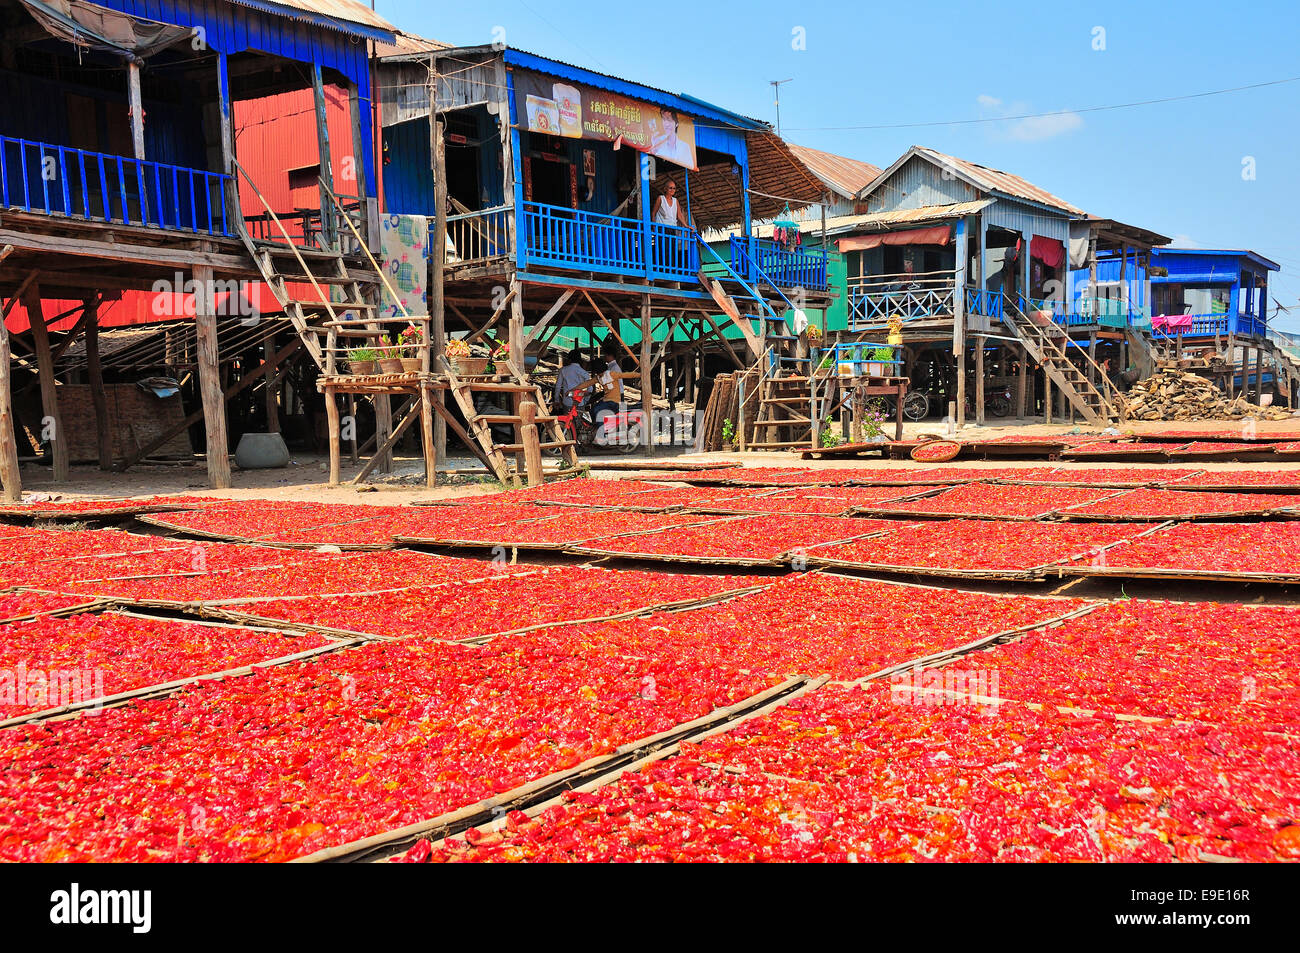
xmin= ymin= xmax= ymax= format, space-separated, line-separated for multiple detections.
xmin=378 ymin=0 xmax=1300 ymax=329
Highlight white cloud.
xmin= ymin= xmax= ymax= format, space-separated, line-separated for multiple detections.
xmin=977 ymin=95 xmax=1083 ymax=142
xmin=1008 ymin=111 xmax=1084 ymax=141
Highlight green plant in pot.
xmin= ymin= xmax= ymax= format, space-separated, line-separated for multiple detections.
xmin=376 ymin=333 xmax=404 ymax=374
xmin=348 ymin=346 xmax=380 ymax=375
xmin=868 ymin=345 xmax=894 ymax=377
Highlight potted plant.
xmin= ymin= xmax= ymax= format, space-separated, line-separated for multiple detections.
xmin=376 ymin=334 xmax=404 ymax=374
xmin=444 ymin=337 xmax=488 ymax=376
xmin=867 ymin=346 xmax=893 ymax=378
xmin=398 ymin=323 xmax=425 ymax=374
xmin=486 ymin=340 xmax=510 ymax=375
xmin=721 ymin=418 xmax=737 ymax=451
xmin=348 ymin=346 xmax=379 ymax=375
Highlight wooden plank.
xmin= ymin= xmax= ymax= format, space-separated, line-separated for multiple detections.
xmin=312 ymin=63 xmax=336 ymax=249
xmin=520 ymin=400 xmax=543 ymax=486
xmin=21 ymin=279 xmax=69 ymax=481
xmin=83 ymin=296 xmax=112 ymax=470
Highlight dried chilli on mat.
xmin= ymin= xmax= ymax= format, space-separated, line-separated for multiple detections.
xmin=811 ymin=520 xmax=1158 ymax=573
xmin=424 ymin=684 xmax=1300 ymax=863
xmin=526 ymin=574 xmax=1091 ymax=681
xmin=1061 ymin=488 xmax=1300 ymax=520
xmin=959 ymin=601 xmax=1300 ymax=732
xmin=857 ymin=483 xmax=1114 ymax=520
xmin=0 ymin=637 xmax=779 ymax=861
xmin=572 ymin=515 xmax=895 ymax=563
xmin=226 ymin=567 xmax=767 ymax=640
xmin=0 ymin=613 xmax=333 ymax=718
xmin=1080 ymin=521 xmax=1300 ymax=577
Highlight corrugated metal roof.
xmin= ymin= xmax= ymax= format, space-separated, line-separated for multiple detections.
xmin=912 ymin=146 xmax=1083 ymax=215
xmin=373 ymin=29 xmax=450 ymax=58
xmin=227 ymin=0 xmax=396 ymax=38
xmin=787 ymin=144 xmax=881 ymax=198
xmin=709 ymin=200 xmax=992 ymax=241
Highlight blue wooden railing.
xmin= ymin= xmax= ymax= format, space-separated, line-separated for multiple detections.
xmin=0 ymin=134 xmax=231 ymax=236
xmin=519 ymin=200 xmax=698 ymax=281
xmin=1150 ymin=313 xmax=1268 ymax=338
xmin=964 ymin=287 xmax=1005 ymax=320
xmin=734 ymin=235 xmax=829 ymax=291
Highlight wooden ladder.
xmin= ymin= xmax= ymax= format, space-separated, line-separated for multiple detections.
xmin=441 ymin=358 xmax=578 ymax=483
xmin=749 ymin=359 xmax=814 ymax=450
xmin=231 ymin=158 xmax=381 ymax=371
xmin=1003 ymin=299 xmax=1120 ymax=426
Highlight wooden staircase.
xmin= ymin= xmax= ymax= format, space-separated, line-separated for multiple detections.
xmin=1003 ymin=299 xmax=1120 ymax=426
xmin=442 ymin=357 xmax=578 ymax=483
xmin=748 ymin=360 xmax=814 ymax=450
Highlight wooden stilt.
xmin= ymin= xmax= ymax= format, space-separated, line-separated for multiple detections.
xmin=83 ymin=296 xmax=113 ymax=470
xmin=21 ymin=280 xmax=69 ymax=482
xmin=420 ymin=381 xmax=436 ymax=488
xmin=430 ymin=103 xmax=448 ymax=466
xmin=519 ymin=400 xmax=543 ymax=487
xmin=325 ymin=389 xmax=341 ymax=486
xmin=974 ymin=336 xmax=985 ymax=426
xmin=640 ymin=294 xmax=654 ymax=455
xmin=1043 ymin=370 xmax=1053 ymax=424
xmin=0 ymin=288 xmax=22 ymax=501
xmin=348 ymin=394 xmax=359 ymax=464
xmin=1015 ymin=347 xmax=1027 ymax=420
xmin=192 ymin=265 xmax=231 ymax=488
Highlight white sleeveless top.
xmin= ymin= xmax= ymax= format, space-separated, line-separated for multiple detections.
xmin=654 ymin=195 xmax=679 ymax=225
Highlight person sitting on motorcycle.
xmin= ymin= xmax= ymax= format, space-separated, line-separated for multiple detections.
xmin=579 ymin=338 xmax=637 ymax=424
xmin=554 ymin=350 xmax=590 ymax=412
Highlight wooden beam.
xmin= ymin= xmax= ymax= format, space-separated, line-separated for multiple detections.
xmin=697 ymin=309 xmax=747 ymax=370
xmin=312 ymin=63 xmax=336 ymax=250
xmin=583 ymin=291 xmax=638 ymax=365
xmin=523 ymin=289 xmax=575 ymax=346
xmin=463 ymin=287 xmax=514 ymax=345
xmin=83 ymin=297 xmax=112 ymax=470
xmin=351 ymin=398 xmax=422 ymax=485
xmin=0 ymin=228 xmax=252 ymax=271
xmin=127 ymin=60 xmax=146 ymax=161
xmin=21 ymin=279 xmax=69 ymax=481
xmin=193 ymin=265 xmax=231 ymax=488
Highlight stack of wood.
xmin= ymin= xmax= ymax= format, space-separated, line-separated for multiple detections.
xmin=1117 ymin=369 xmax=1293 ymax=421
xmin=696 ymin=369 xmax=761 ymax=451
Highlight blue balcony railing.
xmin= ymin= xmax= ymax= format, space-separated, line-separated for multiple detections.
xmin=736 ymin=235 xmax=828 ymax=291
xmin=1151 ymin=313 xmax=1268 ymax=338
xmin=964 ymin=287 xmax=1005 ymax=320
xmin=519 ymin=200 xmax=698 ymax=281
xmin=0 ymin=134 xmax=231 ymax=236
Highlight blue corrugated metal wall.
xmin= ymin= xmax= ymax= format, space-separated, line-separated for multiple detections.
xmin=381 ymin=118 xmax=433 ymax=215
xmin=87 ymin=0 xmax=382 ymax=194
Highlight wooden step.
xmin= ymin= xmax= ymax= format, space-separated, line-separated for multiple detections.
xmin=747 ymin=440 xmax=813 ymax=449
xmin=493 ymin=440 xmax=576 ymax=452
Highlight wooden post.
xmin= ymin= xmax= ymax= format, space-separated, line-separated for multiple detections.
xmin=22 ymin=281 xmax=69 ymax=482
xmin=1254 ymin=347 xmax=1263 ymax=403
xmin=312 ymin=63 xmax=335 ymax=250
xmin=519 ymin=400 xmax=543 ymax=487
xmin=0 ymin=294 xmax=22 ymax=501
xmin=1015 ymin=347 xmax=1027 ymax=420
xmin=347 ymin=394 xmax=359 ymax=464
xmin=1043 ymin=370 xmax=1053 ymax=424
xmin=640 ymin=294 xmax=654 ymax=455
xmin=127 ymin=59 xmax=146 ymax=161
xmin=974 ymin=335 xmax=985 ymax=426
xmin=420 ymin=381 xmax=437 ymax=489
xmin=430 ymin=104 xmax=449 ymax=465
xmin=192 ymin=265 xmax=231 ymax=488
xmin=1240 ymin=346 xmax=1251 ymax=401
xmin=83 ymin=297 xmax=113 ymax=469
xmin=953 ymin=218 xmax=967 ymax=429
xmin=325 ymin=389 xmax=341 ymax=485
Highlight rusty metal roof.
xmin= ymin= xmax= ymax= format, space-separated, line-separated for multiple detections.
xmin=373 ymin=29 xmax=450 ymax=58
xmin=228 ymin=0 xmax=396 ymax=37
xmin=740 ymin=200 xmax=993 ymax=239
xmin=859 ymin=145 xmax=1084 ymax=216
xmin=787 ymin=144 xmax=881 ymax=199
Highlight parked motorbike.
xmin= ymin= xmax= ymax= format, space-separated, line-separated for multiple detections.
xmin=554 ymin=386 xmax=644 ymax=454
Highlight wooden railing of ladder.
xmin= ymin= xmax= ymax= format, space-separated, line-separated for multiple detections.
xmin=229 ymin=157 xmax=344 ymax=370
xmin=1002 ymin=297 xmax=1120 ymax=425
xmin=319 ymin=180 xmax=577 ymax=482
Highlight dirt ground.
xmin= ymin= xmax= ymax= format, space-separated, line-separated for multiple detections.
xmin=12 ymin=414 xmax=1300 ymax=506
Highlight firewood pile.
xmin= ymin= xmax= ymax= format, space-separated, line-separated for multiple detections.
xmin=1116 ymin=369 xmax=1293 ymax=421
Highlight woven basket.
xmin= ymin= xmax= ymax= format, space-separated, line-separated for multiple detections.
xmin=911 ymin=440 xmax=961 ymax=463
xmin=452 ymin=356 xmax=491 ymax=376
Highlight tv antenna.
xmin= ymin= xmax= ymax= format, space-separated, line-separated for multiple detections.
xmin=771 ymin=78 xmax=793 ymax=136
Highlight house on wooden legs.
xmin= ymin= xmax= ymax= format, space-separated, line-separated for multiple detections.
xmin=831 ymin=144 xmax=1174 ymax=427
xmin=0 ymin=0 xmax=396 ymax=498
xmin=365 ymin=43 xmax=831 ymax=479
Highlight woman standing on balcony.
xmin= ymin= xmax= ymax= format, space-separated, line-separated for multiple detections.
xmin=652 ymin=181 xmax=694 ymax=230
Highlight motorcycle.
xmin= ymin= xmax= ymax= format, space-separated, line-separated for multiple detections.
xmin=554 ymin=385 xmax=645 ymax=455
